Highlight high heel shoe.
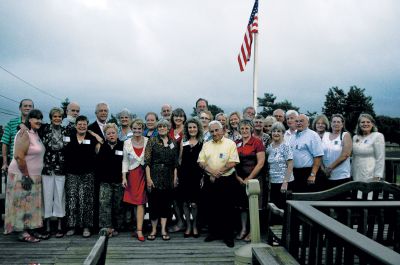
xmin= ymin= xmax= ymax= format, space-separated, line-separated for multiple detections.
xmin=136 ymin=230 xmax=145 ymax=242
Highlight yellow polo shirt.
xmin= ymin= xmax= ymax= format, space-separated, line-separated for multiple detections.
xmin=198 ymin=137 xmax=240 ymax=176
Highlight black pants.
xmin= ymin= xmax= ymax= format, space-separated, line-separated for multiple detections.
xmin=293 ymin=167 xmax=321 ymax=193
xmin=207 ymin=174 xmax=235 ymax=240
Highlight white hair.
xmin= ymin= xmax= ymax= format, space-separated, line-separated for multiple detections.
xmin=208 ymin=120 xmax=223 ymax=129
xmin=286 ymin=110 xmax=299 ymax=118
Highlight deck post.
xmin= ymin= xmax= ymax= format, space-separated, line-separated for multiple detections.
xmin=235 ymin=179 xmax=269 ymax=265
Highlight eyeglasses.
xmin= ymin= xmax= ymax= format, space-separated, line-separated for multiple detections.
xmin=200 ymin=117 xmax=210 ymax=120
xmin=157 ymin=124 xmax=168 ymax=128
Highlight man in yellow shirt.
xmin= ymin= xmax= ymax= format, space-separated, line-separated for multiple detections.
xmin=198 ymin=121 xmax=239 ymax=247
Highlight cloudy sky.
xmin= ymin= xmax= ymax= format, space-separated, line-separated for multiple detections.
xmin=0 ymin=0 xmax=399 ymax=124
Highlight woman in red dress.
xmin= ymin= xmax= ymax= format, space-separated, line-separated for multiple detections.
xmin=122 ymin=118 xmax=148 ymax=241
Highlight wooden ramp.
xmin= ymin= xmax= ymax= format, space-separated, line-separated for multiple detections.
xmin=0 ymin=231 xmax=247 ymax=265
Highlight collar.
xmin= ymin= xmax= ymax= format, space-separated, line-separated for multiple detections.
xmin=212 ymin=136 xmax=225 ymax=144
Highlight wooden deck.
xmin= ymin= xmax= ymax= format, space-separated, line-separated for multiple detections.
xmin=0 ymin=230 xmax=247 ymax=265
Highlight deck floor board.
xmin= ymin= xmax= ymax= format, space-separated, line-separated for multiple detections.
xmin=0 ymin=231 xmax=248 ymax=264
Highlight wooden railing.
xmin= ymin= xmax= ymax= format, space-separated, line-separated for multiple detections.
xmin=83 ymin=228 xmax=109 ymax=265
xmin=284 ymin=200 xmax=400 ymax=265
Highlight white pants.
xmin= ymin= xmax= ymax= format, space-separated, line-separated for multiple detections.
xmin=42 ymin=174 xmax=66 ymax=218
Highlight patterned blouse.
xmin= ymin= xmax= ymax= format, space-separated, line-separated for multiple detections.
xmin=40 ymin=124 xmax=68 ymax=175
xmin=144 ymin=136 xmax=179 ymax=190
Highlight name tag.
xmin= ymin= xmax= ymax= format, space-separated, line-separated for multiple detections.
xmin=174 ymin=134 xmax=180 ymax=140
xmin=83 ymin=139 xmax=91 ymax=145
xmin=219 ymin=153 xmax=226 ymax=159
xmin=115 ymin=150 xmax=123 ymax=156
xmin=169 ymin=143 xmax=175 ymax=149
xmin=63 ymin=136 xmax=70 ymax=142
xmin=182 ymin=141 xmax=190 ymax=147
xmin=237 ymin=142 xmax=243 ymax=147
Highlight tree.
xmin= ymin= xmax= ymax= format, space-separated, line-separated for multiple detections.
xmin=258 ymin=92 xmax=299 ymax=117
xmin=190 ymin=103 xmax=224 ymax=118
xmin=108 ymin=114 xmax=119 ymax=124
xmin=257 ymin=93 xmax=276 ymax=116
xmin=344 ymin=86 xmax=375 ymax=133
xmin=322 ymin=87 xmax=346 ymax=118
xmin=376 ymin=115 xmax=400 ymax=145
xmin=60 ymin=98 xmax=70 ymax=119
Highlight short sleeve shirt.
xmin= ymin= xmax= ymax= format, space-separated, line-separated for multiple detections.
xmin=267 ymin=142 xmax=294 ymax=183
xmin=1 ymin=116 xmax=22 ymax=159
xmin=291 ymin=128 xmax=323 ymax=168
xmin=198 ymin=137 xmax=240 ymax=176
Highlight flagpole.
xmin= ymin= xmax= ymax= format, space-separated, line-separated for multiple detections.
xmin=252 ymin=32 xmax=259 ymax=111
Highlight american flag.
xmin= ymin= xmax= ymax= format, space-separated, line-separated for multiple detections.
xmin=237 ymin=0 xmax=259 ymax=72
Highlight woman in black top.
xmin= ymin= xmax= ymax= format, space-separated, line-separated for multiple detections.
xmin=145 ymin=119 xmax=179 ymax=241
xmin=179 ymin=118 xmax=203 ymax=238
xmin=97 ymin=123 xmax=124 ymax=237
xmin=64 ymin=116 xmax=101 ymax=238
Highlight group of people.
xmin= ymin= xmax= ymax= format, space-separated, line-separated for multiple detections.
xmin=1 ymin=97 xmax=385 ymax=248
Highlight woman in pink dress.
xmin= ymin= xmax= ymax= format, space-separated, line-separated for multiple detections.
xmin=122 ymin=118 xmax=148 ymax=241
xmin=4 ymin=109 xmax=45 ymax=243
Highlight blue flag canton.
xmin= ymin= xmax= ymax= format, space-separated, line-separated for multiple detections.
xmin=248 ymin=0 xmax=258 ymax=25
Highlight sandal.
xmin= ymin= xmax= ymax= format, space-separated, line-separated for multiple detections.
xmin=136 ymin=230 xmax=145 ymax=242
xmin=168 ymin=225 xmax=184 ymax=233
xmin=32 ymin=231 xmax=50 ymax=240
xmin=147 ymin=233 xmax=157 ymax=241
xmin=244 ymin=234 xmax=251 ymax=242
xmin=162 ymin=233 xmax=171 ymax=241
xmin=55 ymin=230 xmax=64 ymax=238
xmin=66 ymin=229 xmax=75 ymax=236
xmin=236 ymin=231 xmax=247 ymax=240
xmin=18 ymin=232 xmax=40 ymax=243
xmin=82 ymin=229 xmax=91 ymax=238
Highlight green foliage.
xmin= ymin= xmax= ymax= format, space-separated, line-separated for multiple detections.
xmin=376 ymin=115 xmax=400 ymax=144
xmin=191 ymin=104 xmax=224 ymax=118
xmin=108 ymin=114 xmax=119 ymax=124
xmin=258 ymin=92 xmax=299 ymax=117
xmin=322 ymin=86 xmax=375 ymax=133
xmin=322 ymin=87 xmax=346 ymax=118
xmin=344 ymin=86 xmax=375 ymax=133
xmin=60 ymin=98 xmax=70 ymax=119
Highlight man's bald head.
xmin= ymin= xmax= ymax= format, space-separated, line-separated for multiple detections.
xmin=67 ymin=102 xmax=80 ymax=118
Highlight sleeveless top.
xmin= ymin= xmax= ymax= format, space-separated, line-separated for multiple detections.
xmin=321 ymin=132 xmax=351 ymax=180
xmin=9 ymin=129 xmax=45 ymax=176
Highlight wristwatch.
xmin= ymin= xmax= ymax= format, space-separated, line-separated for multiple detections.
xmin=310 ymin=172 xmax=315 ymax=177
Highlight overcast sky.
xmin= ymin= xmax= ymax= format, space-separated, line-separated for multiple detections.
xmin=0 ymin=0 xmax=399 ymax=124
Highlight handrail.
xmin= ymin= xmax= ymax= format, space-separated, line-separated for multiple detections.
xmin=83 ymin=228 xmax=109 ymax=265
xmin=285 ymin=200 xmax=400 ymax=265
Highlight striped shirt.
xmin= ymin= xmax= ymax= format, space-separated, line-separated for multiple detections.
xmin=1 ymin=116 xmax=22 ymax=160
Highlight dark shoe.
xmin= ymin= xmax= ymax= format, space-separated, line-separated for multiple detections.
xmin=193 ymin=232 xmax=200 ymax=238
xmin=184 ymin=232 xmax=192 ymax=238
xmin=224 ymin=238 xmax=234 ymax=248
xmin=204 ymin=235 xmax=217 ymax=242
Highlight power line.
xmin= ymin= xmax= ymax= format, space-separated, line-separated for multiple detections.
xmin=0 ymin=107 xmax=19 ymax=115
xmin=0 ymin=64 xmax=63 ymax=101
xmin=0 ymin=111 xmax=17 ymax=116
xmin=0 ymin=94 xmax=19 ymax=103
